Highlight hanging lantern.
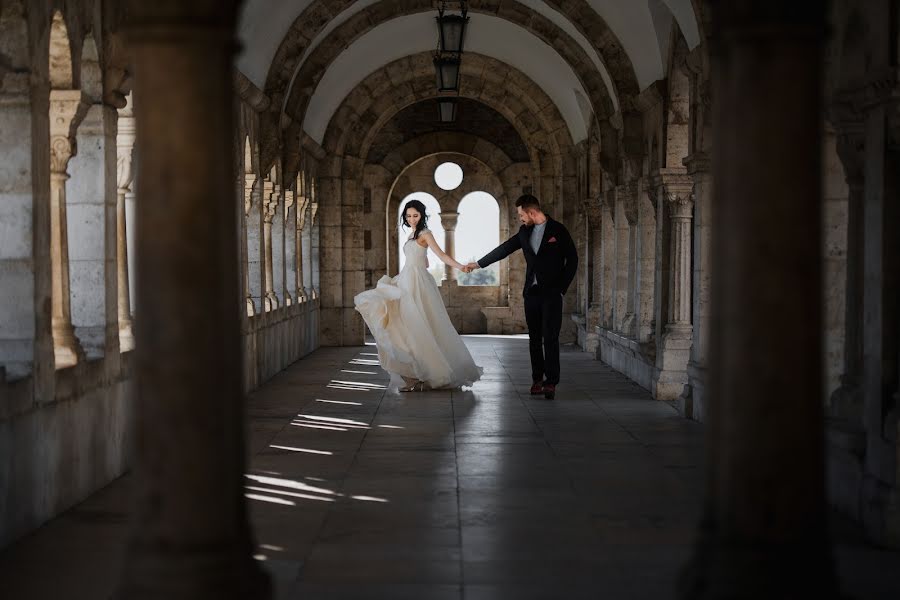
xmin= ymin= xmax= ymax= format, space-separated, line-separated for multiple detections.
xmin=433 ymin=54 xmax=461 ymax=92
xmin=436 ymin=2 xmax=469 ymax=54
xmin=438 ymin=98 xmax=458 ymax=123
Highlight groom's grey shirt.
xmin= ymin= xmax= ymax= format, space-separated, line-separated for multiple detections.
xmin=529 ymin=221 xmax=547 ymax=286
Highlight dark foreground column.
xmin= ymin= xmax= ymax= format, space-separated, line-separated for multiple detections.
xmin=680 ymin=2 xmax=838 ymax=597
xmin=119 ymin=2 xmax=270 ymax=598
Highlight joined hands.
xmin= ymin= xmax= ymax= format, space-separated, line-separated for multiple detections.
xmin=460 ymin=262 xmax=480 ymax=274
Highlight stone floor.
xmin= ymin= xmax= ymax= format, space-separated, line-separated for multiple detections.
xmin=2 ymin=336 xmax=900 ymax=599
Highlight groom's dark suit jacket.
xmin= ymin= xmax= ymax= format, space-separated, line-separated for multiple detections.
xmin=477 ymin=217 xmax=578 ymax=297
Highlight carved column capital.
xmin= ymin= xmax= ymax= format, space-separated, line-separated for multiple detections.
xmin=49 ymin=89 xmax=89 ymax=174
xmin=583 ymin=198 xmax=603 ymax=229
xmin=616 ymin=181 xmax=638 ymax=225
xmin=310 ymin=202 xmax=319 ymax=226
xmin=116 ymin=97 xmax=136 ymax=193
xmin=440 ymin=212 xmax=459 ymax=232
xmin=284 ymin=189 xmax=295 ymax=223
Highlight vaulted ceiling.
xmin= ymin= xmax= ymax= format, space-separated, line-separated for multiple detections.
xmin=235 ymin=1 xmax=701 ymax=147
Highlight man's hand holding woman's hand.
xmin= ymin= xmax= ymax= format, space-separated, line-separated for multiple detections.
xmin=459 ymin=262 xmax=479 ymax=274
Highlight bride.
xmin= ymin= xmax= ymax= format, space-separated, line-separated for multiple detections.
xmin=354 ymin=199 xmax=482 ymax=392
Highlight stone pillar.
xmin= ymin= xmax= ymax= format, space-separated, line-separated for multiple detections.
xmin=585 ymin=201 xmax=603 ymax=326
xmin=119 ymin=1 xmax=270 ymax=597
xmin=0 ymin=22 xmax=51 ymax=383
xmin=49 ymin=90 xmax=88 ymax=368
xmin=612 ymin=185 xmax=632 ymax=333
xmin=654 ymin=175 xmax=694 ymax=400
xmin=262 ymin=179 xmax=278 ymax=311
xmin=272 ymin=186 xmax=285 ymax=308
xmin=283 ymin=189 xmax=295 ymax=306
xmin=116 ymin=97 xmax=135 ymax=351
xmin=684 ymin=153 xmax=712 ymax=419
xmin=598 ymin=199 xmax=615 ymax=329
xmin=311 ymin=200 xmax=320 ymax=298
xmin=680 ymin=2 xmax=837 ymax=596
xmin=246 ymin=178 xmax=262 ymax=315
xmin=441 ymin=212 xmax=459 ymax=282
xmin=828 ymin=128 xmax=864 ymax=420
xmin=619 ymin=181 xmax=640 ymax=339
xmin=68 ymin=101 xmax=118 ymax=360
xmin=297 ymin=197 xmax=309 ymax=301
xmin=635 ymin=186 xmax=656 ymax=343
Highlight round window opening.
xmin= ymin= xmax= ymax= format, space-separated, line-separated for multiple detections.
xmin=434 ymin=162 xmax=463 ymax=191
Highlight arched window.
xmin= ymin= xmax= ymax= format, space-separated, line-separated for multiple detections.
xmin=397 ymin=192 xmax=445 ymax=286
xmin=456 ymin=191 xmax=500 ymax=286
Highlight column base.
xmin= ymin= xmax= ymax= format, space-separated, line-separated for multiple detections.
xmin=652 ymin=325 xmax=692 ymax=401
xmin=119 ymin=320 xmax=135 ymax=352
xmin=620 ymin=312 xmax=637 ymax=338
xmin=52 ymin=321 xmax=83 ymax=369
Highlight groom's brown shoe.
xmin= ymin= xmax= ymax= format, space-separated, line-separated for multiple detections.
xmin=543 ymin=384 xmax=556 ymax=400
xmin=530 ymin=381 xmax=544 ymax=394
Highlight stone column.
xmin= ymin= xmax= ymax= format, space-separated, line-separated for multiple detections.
xmin=262 ymin=179 xmax=278 ymax=311
xmin=598 ymin=198 xmax=615 ymax=330
xmin=0 ymin=21 xmax=52 ymax=384
xmin=67 ymin=101 xmax=118 ymax=361
xmin=680 ymin=2 xmax=837 ymax=596
xmin=584 ymin=201 xmax=603 ymax=326
xmin=635 ymin=186 xmax=656 ymax=343
xmin=283 ymin=189 xmax=295 ymax=306
xmin=827 ymin=126 xmax=863 ymax=420
xmin=620 ymin=181 xmax=640 ymax=339
xmin=684 ymin=153 xmax=712 ymax=420
xmin=441 ymin=212 xmax=459 ymax=282
xmin=120 ymin=1 xmax=270 ymax=597
xmin=49 ymin=90 xmax=88 ymax=368
xmin=242 ymin=175 xmax=256 ymax=316
xmin=116 ymin=97 xmax=135 ymax=351
xmin=272 ymin=186 xmax=285 ymax=308
xmin=654 ymin=175 xmax=694 ymax=400
xmin=297 ymin=197 xmax=309 ymax=301
xmin=612 ymin=185 xmax=631 ymax=333
xmin=311 ymin=200 xmax=320 ymax=298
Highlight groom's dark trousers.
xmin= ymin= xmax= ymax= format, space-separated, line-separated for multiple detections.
xmin=477 ymin=216 xmax=577 ymax=386
xmin=524 ymin=284 xmax=563 ymax=385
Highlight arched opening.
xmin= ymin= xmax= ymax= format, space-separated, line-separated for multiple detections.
xmin=397 ymin=192 xmax=444 ymax=286
xmin=456 ymin=191 xmax=500 ymax=286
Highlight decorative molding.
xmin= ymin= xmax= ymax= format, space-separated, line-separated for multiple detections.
xmin=49 ymin=89 xmax=89 ymax=173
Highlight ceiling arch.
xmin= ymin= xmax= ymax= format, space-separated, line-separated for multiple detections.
xmin=302 ymin=13 xmax=592 ymax=144
xmin=236 ymin=1 xmax=700 ymax=95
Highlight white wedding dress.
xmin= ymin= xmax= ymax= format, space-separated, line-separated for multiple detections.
xmin=354 ymin=232 xmax=482 ymax=389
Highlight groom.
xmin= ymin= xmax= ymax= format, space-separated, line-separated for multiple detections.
xmin=465 ymin=194 xmax=578 ymax=399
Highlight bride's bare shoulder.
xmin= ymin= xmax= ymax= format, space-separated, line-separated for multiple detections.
xmin=416 ymin=228 xmax=432 ymax=246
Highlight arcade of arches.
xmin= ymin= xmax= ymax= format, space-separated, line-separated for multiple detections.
xmin=0 ymin=0 xmax=899 ymax=598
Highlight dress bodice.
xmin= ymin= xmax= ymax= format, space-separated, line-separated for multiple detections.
xmin=403 ymin=237 xmax=428 ymax=269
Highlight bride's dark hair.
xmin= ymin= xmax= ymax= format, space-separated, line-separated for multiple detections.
xmin=400 ymin=199 xmax=429 ymax=239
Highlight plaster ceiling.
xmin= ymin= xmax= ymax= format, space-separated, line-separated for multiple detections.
xmin=235 ymin=1 xmax=701 ymax=143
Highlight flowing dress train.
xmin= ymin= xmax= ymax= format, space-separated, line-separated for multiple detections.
xmin=354 ymin=235 xmax=482 ymax=389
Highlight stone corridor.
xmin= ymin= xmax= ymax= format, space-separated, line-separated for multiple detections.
xmin=3 ymin=336 xmax=900 ymax=600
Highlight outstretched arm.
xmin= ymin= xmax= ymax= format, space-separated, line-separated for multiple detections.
xmin=420 ymin=231 xmax=466 ymax=271
xmin=475 ymin=232 xmax=522 ymax=268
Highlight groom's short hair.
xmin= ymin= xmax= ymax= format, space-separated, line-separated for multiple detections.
xmin=515 ymin=194 xmax=541 ymax=211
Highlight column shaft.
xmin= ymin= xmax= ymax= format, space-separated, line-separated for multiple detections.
xmin=120 ymin=3 xmax=269 ymax=596
xmin=682 ymin=2 xmax=835 ymax=596
xmin=48 ymin=90 xmax=88 ymax=368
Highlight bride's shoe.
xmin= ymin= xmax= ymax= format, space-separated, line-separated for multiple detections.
xmin=399 ymin=380 xmax=430 ymax=392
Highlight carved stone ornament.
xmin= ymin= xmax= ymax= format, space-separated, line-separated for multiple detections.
xmin=49 ymin=89 xmax=89 ymax=173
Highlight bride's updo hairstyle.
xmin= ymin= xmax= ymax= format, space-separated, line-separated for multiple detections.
xmin=401 ymin=199 xmax=429 ymax=239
